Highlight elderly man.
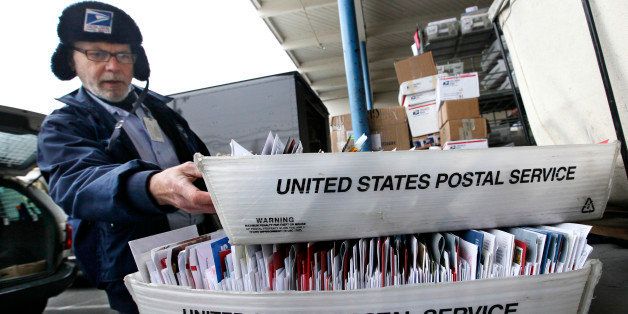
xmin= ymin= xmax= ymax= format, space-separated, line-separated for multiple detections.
xmin=38 ymin=2 xmax=218 ymax=313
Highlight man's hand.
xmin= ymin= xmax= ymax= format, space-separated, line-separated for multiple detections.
xmin=149 ymin=162 xmax=216 ymax=214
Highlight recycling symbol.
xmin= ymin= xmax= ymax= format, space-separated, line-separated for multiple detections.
xmin=581 ymin=197 xmax=595 ymax=213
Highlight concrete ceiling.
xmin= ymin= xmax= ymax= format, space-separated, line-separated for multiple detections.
xmin=250 ymin=0 xmax=493 ymax=113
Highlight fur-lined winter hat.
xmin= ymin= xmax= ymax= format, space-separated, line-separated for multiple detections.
xmin=51 ymin=1 xmax=150 ymax=81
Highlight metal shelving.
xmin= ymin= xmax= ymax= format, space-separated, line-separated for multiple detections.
xmin=422 ymin=21 xmax=534 ymax=147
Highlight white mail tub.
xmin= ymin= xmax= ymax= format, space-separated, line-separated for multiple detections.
xmin=125 ymin=259 xmax=602 ymax=314
xmin=194 ymin=144 xmax=618 ymax=245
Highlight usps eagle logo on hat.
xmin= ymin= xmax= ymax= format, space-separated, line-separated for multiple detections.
xmin=83 ymin=9 xmax=113 ymax=34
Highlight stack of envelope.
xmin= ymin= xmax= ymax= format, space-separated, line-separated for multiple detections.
xmin=131 ymin=222 xmax=594 ymax=292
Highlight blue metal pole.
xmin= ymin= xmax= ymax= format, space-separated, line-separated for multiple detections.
xmin=338 ymin=0 xmax=371 ymax=151
xmin=360 ymin=41 xmax=373 ymax=111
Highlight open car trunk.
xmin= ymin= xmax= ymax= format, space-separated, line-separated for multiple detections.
xmin=0 ymin=178 xmax=60 ymax=285
xmin=0 ymin=106 xmax=61 ymax=286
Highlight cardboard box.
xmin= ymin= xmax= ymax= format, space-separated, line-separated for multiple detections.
xmin=329 ymin=107 xmax=411 ymax=152
xmin=367 ymin=107 xmax=411 ymax=151
xmin=481 ymin=59 xmax=507 ymax=90
xmin=402 ymin=90 xmax=437 ymax=107
xmin=460 ymin=8 xmax=491 ymax=35
xmin=439 ymin=98 xmax=481 ymax=126
xmin=498 ymin=73 xmax=518 ymax=90
xmin=436 ymin=72 xmax=480 ymax=104
xmin=394 ymin=52 xmax=438 ymax=84
xmin=0 ymin=260 xmax=46 ymax=279
xmin=481 ymin=36 xmax=508 ymax=71
xmin=126 ymin=260 xmax=602 ymax=314
xmin=195 ymin=142 xmax=617 ymax=245
xmin=413 ymin=132 xmax=440 ymax=149
xmin=329 ymin=113 xmax=353 ymax=153
xmin=440 ymin=118 xmax=488 ymax=143
xmin=440 ymin=118 xmax=488 ymax=142
xmin=399 ymin=75 xmax=439 ymax=96
xmin=404 ymin=101 xmax=440 ymax=137
xmin=425 ymin=17 xmax=459 ymax=42
xmin=443 ymin=139 xmax=489 ymax=150
xmin=436 ymin=62 xmax=464 ymax=76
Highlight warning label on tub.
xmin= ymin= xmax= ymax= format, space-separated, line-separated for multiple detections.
xmin=245 ymin=217 xmax=305 ymax=234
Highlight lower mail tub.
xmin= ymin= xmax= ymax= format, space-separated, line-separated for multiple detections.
xmin=124 ymin=259 xmax=601 ymax=314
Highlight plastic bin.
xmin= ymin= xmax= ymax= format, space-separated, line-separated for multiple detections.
xmin=195 ymin=143 xmax=617 ymax=245
xmin=125 ymin=259 xmax=602 ymax=313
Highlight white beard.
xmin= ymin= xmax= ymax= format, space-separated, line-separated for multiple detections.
xmin=87 ymin=84 xmax=132 ymax=103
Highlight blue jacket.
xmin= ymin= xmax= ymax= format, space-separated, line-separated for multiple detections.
xmin=37 ymin=86 xmax=210 ymax=285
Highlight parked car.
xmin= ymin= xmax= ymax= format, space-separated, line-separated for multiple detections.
xmin=0 ymin=105 xmax=76 ymax=313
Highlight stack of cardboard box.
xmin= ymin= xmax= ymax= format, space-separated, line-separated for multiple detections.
xmin=329 ymin=107 xmax=411 ymax=152
xmin=436 ymin=73 xmax=488 ymax=150
xmin=439 ymin=98 xmax=487 ymax=149
xmin=394 ymin=52 xmax=440 ymax=149
xmin=395 ymin=52 xmax=488 ymax=150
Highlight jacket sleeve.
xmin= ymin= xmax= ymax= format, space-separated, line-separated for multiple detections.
xmin=37 ymin=110 xmax=176 ymax=224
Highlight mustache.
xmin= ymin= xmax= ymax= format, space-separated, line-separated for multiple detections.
xmin=99 ymin=75 xmax=127 ymax=82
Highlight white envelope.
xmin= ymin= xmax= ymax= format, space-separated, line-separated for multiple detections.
xmin=128 ymin=225 xmax=198 ymax=283
xmin=489 ymin=229 xmax=515 ymax=277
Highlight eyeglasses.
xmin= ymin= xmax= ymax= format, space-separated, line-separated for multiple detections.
xmin=72 ymin=47 xmax=137 ymax=64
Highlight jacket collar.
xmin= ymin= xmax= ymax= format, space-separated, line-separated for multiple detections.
xmin=54 ymin=86 xmax=150 ymax=162
xmin=56 ymin=85 xmax=172 ymax=108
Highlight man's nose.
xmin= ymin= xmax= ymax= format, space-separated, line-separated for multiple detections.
xmin=104 ymin=56 xmax=122 ymax=71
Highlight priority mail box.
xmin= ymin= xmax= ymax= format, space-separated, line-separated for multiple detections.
xmin=329 ymin=107 xmax=411 ymax=152
xmin=439 ymin=98 xmax=481 ymax=126
xmin=425 ymin=17 xmax=459 ymax=42
xmin=126 ymin=259 xmax=602 ymax=314
xmin=443 ymin=139 xmax=489 ymax=150
xmin=413 ymin=132 xmax=440 ymax=149
xmin=394 ymin=52 xmax=438 ymax=84
xmin=440 ymin=118 xmax=488 ymax=143
xmin=436 ymin=62 xmax=464 ymax=76
xmin=399 ymin=75 xmax=439 ymax=96
xmin=125 ymin=260 xmax=603 ymax=314
xmin=195 ymin=142 xmax=618 ymax=244
xmin=397 ymin=75 xmax=438 ymax=108
xmin=460 ymin=8 xmax=491 ymax=35
xmin=402 ymin=90 xmax=437 ymax=107
xmin=436 ymin=73 xmax=480 ymax=104
xmin=404 ymin=101 xmax=440 ymax=137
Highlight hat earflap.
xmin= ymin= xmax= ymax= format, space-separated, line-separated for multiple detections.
xmin=134 ymin=45 xmax=150 ymax=81
xmin=51 ymin=44 xmax=76 ymax=81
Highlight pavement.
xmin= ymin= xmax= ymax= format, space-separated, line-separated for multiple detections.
xmin=45 ymin=286 xmax=114 ymax=313
xmin=587 ymin=236 xmax=628 ymax=314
